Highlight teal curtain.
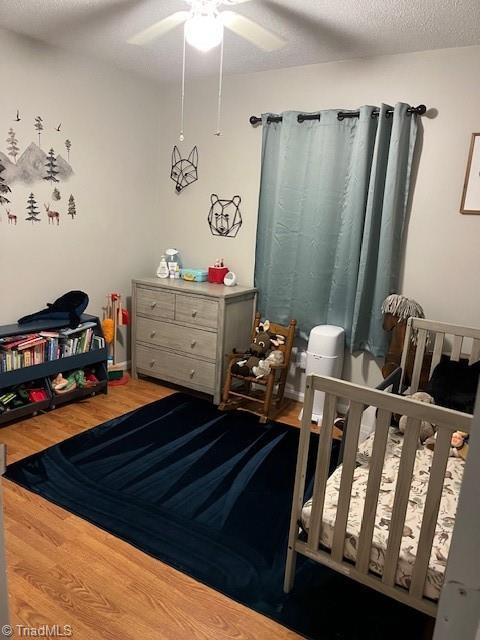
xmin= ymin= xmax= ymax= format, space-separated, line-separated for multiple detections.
xmin=254 ymin=103 xmax=418 ymax=357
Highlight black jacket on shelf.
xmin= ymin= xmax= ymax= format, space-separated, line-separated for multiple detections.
xmin=18 ymin=291 xmax=89 ymax=329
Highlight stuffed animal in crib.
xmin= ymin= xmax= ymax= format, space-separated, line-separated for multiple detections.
xmin=231 ymin=320 xmax=285 ymax=378
xmin=426 ymin=430 xmax=469 ymax=460
xmin=399 ymin=391 xmax=436 ymax=444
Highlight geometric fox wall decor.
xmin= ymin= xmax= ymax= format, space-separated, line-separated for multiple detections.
xmin=170 ymin=145 xmax=198 ymax=193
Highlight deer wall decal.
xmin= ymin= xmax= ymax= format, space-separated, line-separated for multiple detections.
xmin=44 ymin=203 xmax=60 ymax=226
xmin=6 ymin=209 xmax=17 ymax=225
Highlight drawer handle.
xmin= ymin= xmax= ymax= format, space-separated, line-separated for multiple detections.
xmin=149 ymin=360 xmax=155 ymax=367
xmin=189 ymin=369 xmax=195 ymax=378
xmin=192 ymin=310 xmax=197 ymax=318
xmin=150 ymin=331 xmax=156 ymax=338
xmin=191 ymin=340 xmax=196 ymax=348
xmin=150 ymin=302 xmax=157 ymax=309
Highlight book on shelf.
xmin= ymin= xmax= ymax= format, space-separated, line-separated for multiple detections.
xmin=0 ymin=322 xmax=105 ymax=373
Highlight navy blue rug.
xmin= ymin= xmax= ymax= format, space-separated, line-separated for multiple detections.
xmin=6 ymin=393 xmax=428 ymax=639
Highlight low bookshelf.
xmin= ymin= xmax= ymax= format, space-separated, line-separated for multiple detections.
xmin=0 ymin=314 xmax=108 ymax=426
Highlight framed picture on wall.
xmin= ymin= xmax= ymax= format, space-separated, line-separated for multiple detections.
xmin=460 ymin=133 xmax=480 ymax=214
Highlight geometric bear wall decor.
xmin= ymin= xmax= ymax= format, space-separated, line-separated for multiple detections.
xmin=207 ymin=194 xmax=242 ymax=238
xmin=170 ymin=145 xmax=198 ymax=193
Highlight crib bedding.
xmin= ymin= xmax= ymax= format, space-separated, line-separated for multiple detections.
xmin=301 ymin=430 xmax=464 ymax=601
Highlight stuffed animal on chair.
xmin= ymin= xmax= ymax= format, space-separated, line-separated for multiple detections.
xmin=252 ymin=335 xmax=285 ymax=378
xmin=232 ymin=320 xmax=285 ymax=378
xmin=231 ymin=320 xmax=274 ymax=377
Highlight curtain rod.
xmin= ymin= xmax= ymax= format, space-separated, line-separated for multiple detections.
xmin=249 ymin=104 xmax=427 ymax=125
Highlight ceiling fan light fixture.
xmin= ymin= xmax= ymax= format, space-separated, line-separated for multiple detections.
xmin=184 ymin=13 xmax=224 ymax=52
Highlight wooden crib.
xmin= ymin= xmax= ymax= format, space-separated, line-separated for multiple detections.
xmin=285 ymin=318 xmax=479 ymax=616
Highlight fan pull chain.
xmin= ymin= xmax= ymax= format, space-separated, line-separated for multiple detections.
xmin=214 ymin=36 xmax=224 ymax=137
xmin=179 ymin=30 xmax=186 ymax=142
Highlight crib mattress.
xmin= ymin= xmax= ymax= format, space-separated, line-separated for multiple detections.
xmin=302 ymin=430 xmax=464 ymax=601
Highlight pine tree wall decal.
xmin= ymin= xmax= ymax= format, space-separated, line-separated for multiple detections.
xmin=65 ymin=139 xmax=72 ymax=161
xmin=6 ymin=128 xmax=19 ymax=163
xmin=26 ymin=193 xmax=40 ymax=223
xmin=44 ymin=148 xmax=60 ymax=183
xmin=0 ymin=160 xmax=11 ymax=205
xmin=52 ymin=187 xmax=61 ymax=201
xmin=68 ymin=194 xmax=77 ymax=219
xmin=34 ymin=116 xmax=44 ymax=147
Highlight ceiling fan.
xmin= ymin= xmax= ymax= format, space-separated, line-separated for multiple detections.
xmin=128 ymin=0 xmax=286 ymax=52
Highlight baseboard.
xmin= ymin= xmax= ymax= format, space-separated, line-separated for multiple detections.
xmin=285 ymin=385 xmax=348 ymax=415
xmin=285 ymin=386 xmax=304 ymax=402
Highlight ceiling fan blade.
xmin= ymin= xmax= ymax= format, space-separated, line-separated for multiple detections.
xmin=128 ymin=11 xmax=190 ymax=46
xmin=220 ymin=10 xmax=286 ymax=51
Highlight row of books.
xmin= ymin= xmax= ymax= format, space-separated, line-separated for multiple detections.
xmin=0 ymin=322 xmax=106 ymax=373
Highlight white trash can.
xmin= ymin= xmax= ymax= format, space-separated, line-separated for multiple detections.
xmin=304 ymin=325 xmax=344 ymax=423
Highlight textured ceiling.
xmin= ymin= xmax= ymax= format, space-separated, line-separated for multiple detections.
xmin=1 ymin=0 xmax=480 ymax=83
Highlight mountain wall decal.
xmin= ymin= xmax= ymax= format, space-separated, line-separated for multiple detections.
xmin=0 ymin=142 xmax=74 ymax=185
xmin=16 ymin=143 xmax=47 ymax=184
xmin=56 ymin=154 xmax=74 ymax=180
xmin=0 ymin=152 xmax=16 ymax=184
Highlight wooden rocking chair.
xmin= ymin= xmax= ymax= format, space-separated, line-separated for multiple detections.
xmin=219 ymin=312 xmax=296 ymax=423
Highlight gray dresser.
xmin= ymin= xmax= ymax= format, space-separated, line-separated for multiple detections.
xmin=131 ymin=278 xmax=257 ymax=403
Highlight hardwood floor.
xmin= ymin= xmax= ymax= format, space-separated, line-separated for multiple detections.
xmin=2 ymin=378 xmax=312 ymax=640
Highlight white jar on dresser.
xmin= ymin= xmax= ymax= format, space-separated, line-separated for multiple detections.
xmin=131 ymin=278 xmax=257 ymax=404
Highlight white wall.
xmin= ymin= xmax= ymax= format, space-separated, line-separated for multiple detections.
xmin=2 ymin=36 xmax=478 ymax=387
xmin=0 ymin=29 xmax=161 ymax=362
xmin=155 ymin=45 xmax=480 ymax=386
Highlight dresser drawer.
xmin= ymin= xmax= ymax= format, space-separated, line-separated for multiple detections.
xmin=175 ymin=294 xmax=218 ymax=329
xmin=135 ymin=286 xmax=175 ymax=320
xmin=136 ymin=317 xmax=217 ymax=360
xmin=136 ymin=344 xmax=216 ymax=390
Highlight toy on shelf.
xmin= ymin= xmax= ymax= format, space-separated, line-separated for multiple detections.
xmin=180 ymin=268 xmax=208 ymax=282
xmin=102 ymin=293 xmax=130 ymax=385
xmin=51 ymin=369 xmax=100 ymax=395
xmin=0 ymin=381 xmax=49 ymax=416
xmin=208 ymin=257 xmax=229 ymax=284
xmin=52 ymin=370 xmax=86 ymax=394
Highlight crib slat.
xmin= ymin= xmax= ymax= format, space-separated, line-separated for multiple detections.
xmin=411 ymin=329 xmax=428 ymax=393
xmin=382 ymin=417 xmax=421 ymax=587
xmin=451 ymin=335 xmax=463 ymax=362
xmin=409 ymin=428 xmax=452 ymax=599
xmin=331 ymin=402 xmax=364 ymax=562
xmin=307 ymin=392 xmax=337 ymax=553
xmin=399 ymin=318 xmax=414 ymax=393
xmin=429 ymin=333 xmax=444 ymax=377
xmin=356 ymin=409 xmax=391 ymax=574
xmin=469 ymin=339 xmax=480 ymax=365
xmin=284 ymin=375 xmax=316 ymax=592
